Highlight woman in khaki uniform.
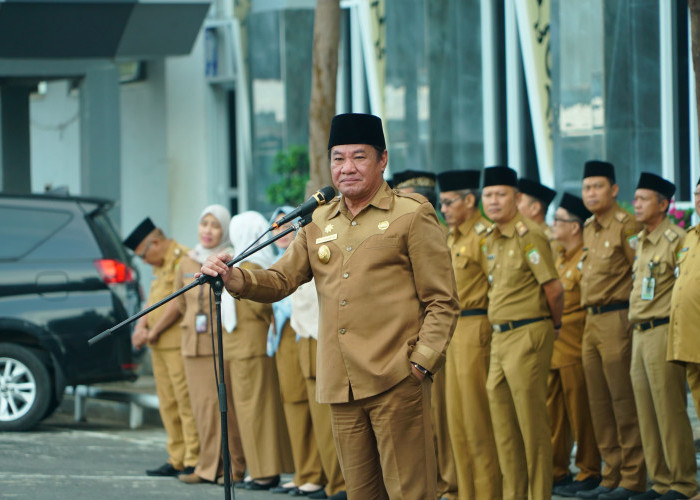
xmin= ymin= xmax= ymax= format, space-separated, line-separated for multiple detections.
xmin=175 ymin=205 xmax=247 ymax=485
xmin=267 ymin=207 xmax=325 ymax=496
xmin=221 ymin=211 xmax=293 ymax=490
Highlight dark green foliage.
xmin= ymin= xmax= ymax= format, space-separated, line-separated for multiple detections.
xmin=266 ymin=145 xmax=310 ymax=206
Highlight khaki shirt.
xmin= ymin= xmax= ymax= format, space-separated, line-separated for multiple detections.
xmin=146 ymin=240 xmax=188 ymax=350
xmin=175 ymin=256 xmax=217 ymax=357
xmin=233 ymin=182 xmax=459 ymax=404
xmin=552 ymin=244 xmax=585 ymax=368
xmin=448 ymin=211 xmax=490 ymax=312
xmin=482 ymin=212 xmax=559 ymax=325
xmin=668 ymin=225 xmax=700 ymax=363
xmin=580 ymin=202 xmax=642 ymax=307
xmin=629 ymin=218 xmax=685 ymax=324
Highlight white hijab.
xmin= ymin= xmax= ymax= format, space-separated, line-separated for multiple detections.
xmin=189 ymin=204 xmax=232 ymax=264
xmin=221 ymin=211 xmax=276 ymax=332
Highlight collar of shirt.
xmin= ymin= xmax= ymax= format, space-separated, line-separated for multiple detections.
xmin=641 ymin=217 xmax=672 ymax=246
xmin=453 ymin=211 xmax=482 ymax=239
xmin=328 ymin=182 xmax=393 ymax=220
xmin=495 ymin=211 xmax=522 ymax=238
xmin=592 ymin=202 xmax=619 ymax=230
xmin=560 ymin=241 xmax=583 ymax=262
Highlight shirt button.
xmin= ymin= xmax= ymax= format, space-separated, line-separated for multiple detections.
xmin=346 ymin=246 xmax=352 ymax=251
xmin=351 ymin=221 xmax=357 ymax=226
xmin=340 ymin=300 xmax=347 ymax=306
xmin=343 ymin=272 xmax=349 ymax=279
xmin=339 ymin=328 xmax=346 ymax=334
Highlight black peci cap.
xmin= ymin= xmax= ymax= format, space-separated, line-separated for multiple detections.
xmin=328 ymin=113 xmax=386 ymax=151
xmin=436 ymin=170 xmax=481 ymax=192
xmin=483 ymin=166 xmax=517 ymax=188
xmin=559 ymin=193 xmax=592 ymax=222
xmin=583 ymin=160 xmax=616 ymax=183
xmin=636 ymin=172 xmax=676 ymax=200
xmin=393 ymin=170 xmax=436 ymax=190
xmin=517 ymin=178 xmax=556 ymax=208
xmin=123 ymin=217 xmax=156 ymax=251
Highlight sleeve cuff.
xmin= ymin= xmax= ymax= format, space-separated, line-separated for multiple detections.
xmin=410 ymin=343 xmax=445 ymax=374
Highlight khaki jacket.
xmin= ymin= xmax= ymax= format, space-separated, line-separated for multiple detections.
xmin=232 ymin=183 xmax=459 ymax=404
xmin=175 ymin=256 xmax=217 ymax=357
xmin=552 ymin=244 xmax=585 ymax=368
xmin=449 ymin=211 xmax=490 ymax=312
xmin=668 ymin=224 xmax=700 ymax=363
xmin=146 ymin=240 xmax=189 ymax=350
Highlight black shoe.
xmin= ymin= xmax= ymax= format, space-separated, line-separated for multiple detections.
xmin=599 ymin=487 xmax=644 ymax=500
xmin=556 ymin=476 xmax=602 ymax=497
xmin=659 ymin=491 xmax=690 ymax=500
xmin=146 ymin=463 xmax=181 ymax=477
xmin=247 ymin=475 xmax=281 ymax=491
xmin=233 ymin=478 xmax=251 ymax=489
xmin=290 ymin=487 xmax=326 ymax=497
xmin=177 ymin=466 xmax=195 ymax=476
xmin=630 ymin=491 xmax=663 ymax=500
xmin=577 ymin=485 xmax=613 ymax=498
xmin=555 ymin=474 xmax=575 ymax=488
xmin=270 ymin=484 xmax=297 ymax=494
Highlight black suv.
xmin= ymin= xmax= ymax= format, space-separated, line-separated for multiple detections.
xmin=0 ymin=193 xmax=140 ymax=431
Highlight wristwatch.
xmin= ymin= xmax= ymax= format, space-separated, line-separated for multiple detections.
xmin=411 ymin=362 xmax=433 ymax=381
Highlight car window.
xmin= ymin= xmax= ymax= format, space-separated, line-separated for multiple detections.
xmin=89 ymin=212 xmax=130 ymax=262
xmin=0 ymin=206 xmax=72 ymax=260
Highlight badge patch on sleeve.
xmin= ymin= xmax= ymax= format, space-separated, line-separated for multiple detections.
xmin=627 ymin=234 xmax=639 ymax=250
xmin=527 ymin=248 xmax=541 ymax=264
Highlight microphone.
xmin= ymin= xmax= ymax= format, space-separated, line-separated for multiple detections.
xmin=271 ymin=186 xmax=336 ymax=229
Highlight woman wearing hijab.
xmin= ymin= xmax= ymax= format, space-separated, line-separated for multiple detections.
xmin=221 ymin=211 xmax=294 ymax=491
xmin=174 ymin=205 xmax=247 ymax=486
xmin=267 ymin=207 xmax=325 ymax=497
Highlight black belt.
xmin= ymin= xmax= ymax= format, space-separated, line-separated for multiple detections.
xmin=634 ymin=317 xmax=670 ymax=332
xmin=586 ymin=302 xmax=629 ymax=315
xmin=460 ymin=308 xmax=487 ymax=317
xmin=492 ymin=316 xmax=550 ymax=334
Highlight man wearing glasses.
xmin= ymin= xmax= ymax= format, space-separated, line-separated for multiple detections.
xmin=548 ymin=194 xmax=601 ymax=498
xmin=124 ymin=218 xmax=199 ymax=479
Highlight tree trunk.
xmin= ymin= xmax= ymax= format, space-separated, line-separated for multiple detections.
xmin=307 ymin=0 xmax=341 ymax=196
xmin=691 ymin=0 xmax=700 ymax=150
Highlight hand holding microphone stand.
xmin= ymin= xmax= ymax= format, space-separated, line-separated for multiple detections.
xmin=88 ymin=186 xmax=335 ymax=500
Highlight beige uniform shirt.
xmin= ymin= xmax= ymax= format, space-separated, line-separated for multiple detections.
xmin=552 ymin=244 xmax=585 ymax=368
xmin=175 ymin=256 xmax=218 ymax=357
xmin=629 ymin=218 xmax=685 ymax=324
xmin=668 ymin=224 xmax=700 ymax=363
xmin=483 ymin=212 xmax=559 ymax=325
xmin=580 ymin=203 xmax=642 ymax=307
xmin=146 ymin=240 xmax=188 ymax=350
xmin=233 ymin=183 xmax=459 ymax=404
xmin=449 ymin=212 xmax=490 ymax=312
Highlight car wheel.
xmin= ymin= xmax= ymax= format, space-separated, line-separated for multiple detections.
xmin=0 ymin=343 xmax=52 ymax=431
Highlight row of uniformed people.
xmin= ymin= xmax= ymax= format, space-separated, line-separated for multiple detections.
xmin=391 ymin=162 xmax=700 ymax=500
xmin=123 ymin=206 xmax=346 ymax=499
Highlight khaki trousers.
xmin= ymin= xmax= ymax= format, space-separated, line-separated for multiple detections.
xmin=486 ymin=320 xmax=553 ymax=500
xmin=445 ymin=314 xmax=501 ymax=500
xmin=432 ymin=366 xmax=458 ymax=500
xmin=151 ymin=347 xmax=199 ymax=469
xmin=330 ymin=374 xmax=435 ymax=500
xmin=183 ymin=355 xmax=246 ymax=482
xmin=228 ymin=355 xmax=293 ymax=478
xmin=630 ymin=324 xmax=697 ymax=497
xmin=582 ymin=309 xmax=646 ymax=491
xmin=687 ymin=363 xmax=700 ymax=423
xmin=276 ymin=325 xmax=324 ymax=486
xmin=546 ymin=362 xmax=600 ymax=482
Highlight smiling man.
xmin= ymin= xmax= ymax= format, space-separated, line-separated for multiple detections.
xmin=201 ymin=113 xmax=459 ymax=500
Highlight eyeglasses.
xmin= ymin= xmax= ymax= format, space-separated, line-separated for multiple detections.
xmin=440 ymin=196 xmax=464 ymax=208
xmin=136 ymin=239 xmax=154 ymax=259
xmin=553 ymin=216 xmax=579 ymax=224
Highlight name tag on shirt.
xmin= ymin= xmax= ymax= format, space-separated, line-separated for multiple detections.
xmin=316 ymin=234 xmax=338 ymax=244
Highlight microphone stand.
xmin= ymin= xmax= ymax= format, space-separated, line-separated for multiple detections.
xmin=88 ymin=215 xmax=312 ymax=500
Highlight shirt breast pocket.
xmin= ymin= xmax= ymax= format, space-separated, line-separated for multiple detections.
xmin=365 ymin=235 xmax=399 ymax=249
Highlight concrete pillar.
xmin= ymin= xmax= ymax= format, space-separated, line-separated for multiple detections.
xmin=0 ymin=86 xmax=31 ymax=193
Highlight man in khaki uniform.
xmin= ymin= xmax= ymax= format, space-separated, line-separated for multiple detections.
xmin=201 ymin=113 xmax=459 ymax=500
xmin=124 ymin=218 xmax=199 ymax=477
xmin=396 ymin=168 xmax=458 ymax=500
xmin=629 ymin=173 xmax=697 ymax=500
xmin=547 ymin=194 xmax=602 ymax=498
xmin=481 ymin=166 xmax=563 ymax=500
xmin=578 ymin=160 xmax=645 ymax=500
xmin=436 ymin=169 xmax=501 ymax=500
xmin=517 ymin=178 xmax=556 ymax=235
xmin=668 ymin=177 xmax=700 ymax=421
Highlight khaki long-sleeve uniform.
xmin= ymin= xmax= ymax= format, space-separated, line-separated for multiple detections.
xmin=146 ymin=240 xmax=199 ymax=470
xmin=580 ymin=203 xmax=646 ymax=491
xmin=230 ymin=183 xmax=459 ymax=499
xmin=482 ymin=212 xmax=559 ymax=500
xmin=446 ymin=212 xmax=501 ymax=500
xmin=629 ymin=218 xmax=696 ymax=498
xmin=547 ymin=244 xmax=600 ymax=483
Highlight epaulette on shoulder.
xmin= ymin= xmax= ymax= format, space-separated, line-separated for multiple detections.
xmin=474 ymin=221 xmax=487 ymax=235
xmin=614 ymin=211 xmax=629 ymax=223
xmin=485 ymin=223 xmax=496 ymax=235
xmin=584 ymin=216 xmax=594 ymax=226
xmin=664 ymin=228 xmax=679 ymax=243
xmin=515 ymin=220 xmax=529 ymax=237
xmin=394 ymin=190 xmax=426 ymax=204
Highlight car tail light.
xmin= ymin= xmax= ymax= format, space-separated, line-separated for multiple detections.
xmin=94 ymin=259 xmax=135 ymax=284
